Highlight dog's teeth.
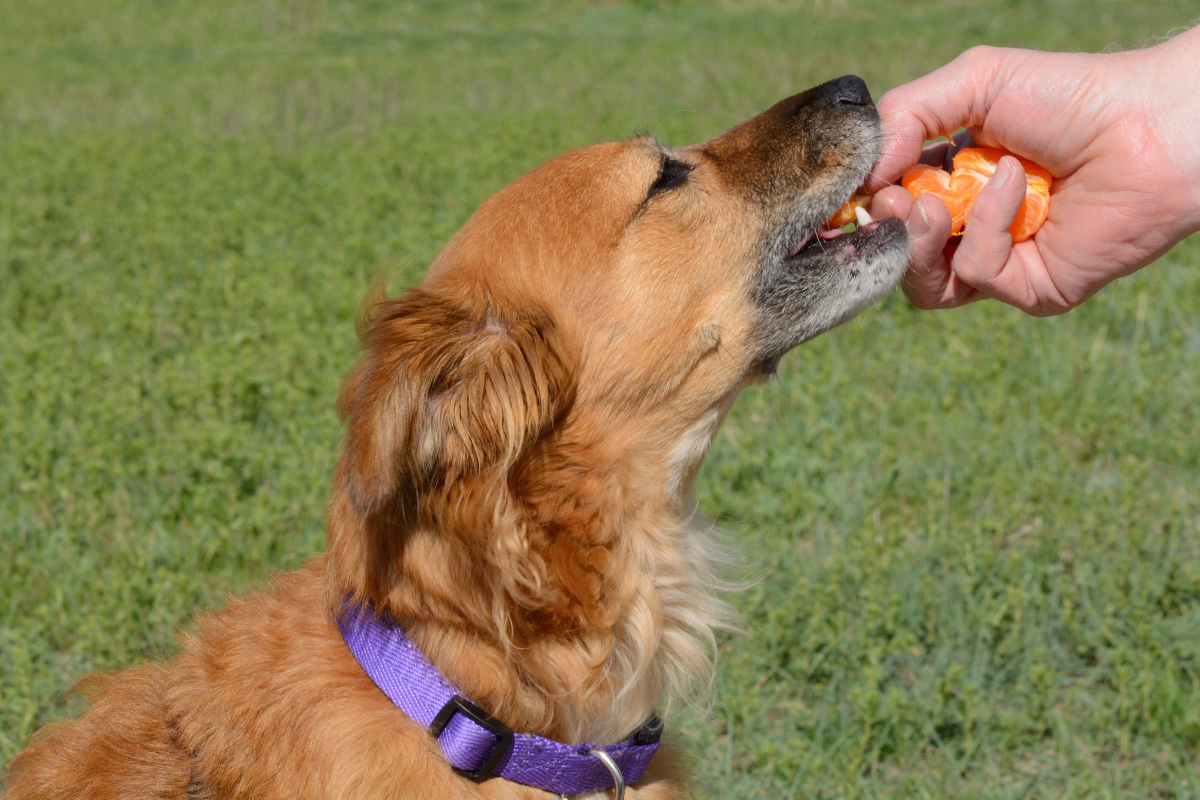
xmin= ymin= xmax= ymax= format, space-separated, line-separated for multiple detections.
xmin=855 ymin=206 xmax=874 ymax=227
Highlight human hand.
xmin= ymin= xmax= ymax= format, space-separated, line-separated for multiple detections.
xmin=863 ymin=28 xmax=1200 ymax=316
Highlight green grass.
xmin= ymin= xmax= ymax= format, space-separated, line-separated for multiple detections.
xmin=3 ymin=1 xmax=1199 ymax=797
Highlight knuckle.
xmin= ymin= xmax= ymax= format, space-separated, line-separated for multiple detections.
xmin=970 ymin=197 xmax=1015 ymax=232
xmin=876 ymin=90 xmax=908 ymax=124
xmin=1029 ymin=303 xmax=1071 ymax=318
xmin=965 ymin=205 xmax=999 ymax=231
xmin=949 ymin=255 xmax=981 ymax=284
xmin=901 ymin=284 xmax=938 ymax=310
xmin=1042 ymin=296 xmax=1078 ymax=316
xmin=951 ymin=246 xmax=1002 ymax=288
xmin=959 ymin=45 xmax=998 ymax=67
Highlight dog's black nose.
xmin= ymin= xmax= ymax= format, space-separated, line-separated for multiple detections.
xmin=827 ymin=75 xmax=873 ymax=107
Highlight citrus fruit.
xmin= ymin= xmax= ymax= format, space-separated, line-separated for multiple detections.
xmin=897 ymin=148 xmax=1053 ymax=243
xmin=948 ymin=148 xmax=1051 ymax=242
xmin=901 ymin=164 xmax=968 ymax=234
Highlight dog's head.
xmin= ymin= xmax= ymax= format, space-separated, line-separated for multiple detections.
xmin=327 ymin=77 xmax=905 ymax=728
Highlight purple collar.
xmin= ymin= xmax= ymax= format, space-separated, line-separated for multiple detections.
xmin=338 ymin=604 xmax=662 ymax=795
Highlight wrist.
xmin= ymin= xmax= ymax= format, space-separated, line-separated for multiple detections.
xmin=1144 ymin=25 xmax=1200 ymax=234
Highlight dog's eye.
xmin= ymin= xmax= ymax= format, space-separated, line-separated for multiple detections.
xmin=648 ymin=157 xmax=692 ymax=198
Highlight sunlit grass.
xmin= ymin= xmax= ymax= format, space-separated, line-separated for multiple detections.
xmin=3 ymin=2 xmax=1199 ymax=796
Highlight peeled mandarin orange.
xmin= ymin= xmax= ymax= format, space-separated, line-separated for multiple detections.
xmin=824 ymin=195 xmax=870 ymax=229
xmin=948 ymin=148 xmax=1051 ymax=242
xmin=822 ymin=149 xmax=1052 ymax=242
xmin=901 ymin=164 xmax=968 ymax=234
xmin=1008 ymin=187 xmax=1050 ymax=243
xmin=953 ymin=147 xmax=1052 ymax=190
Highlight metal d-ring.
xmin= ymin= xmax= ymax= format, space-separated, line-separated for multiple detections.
xmin=589 ymin=749 xmax=626 ymax=800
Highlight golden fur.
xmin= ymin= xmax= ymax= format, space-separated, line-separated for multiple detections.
xmin=4 ymin=77 xmax=907 ymax=799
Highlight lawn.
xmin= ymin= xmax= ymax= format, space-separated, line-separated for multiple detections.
xmin=2 ymin=1 xmax=1199 ymax=797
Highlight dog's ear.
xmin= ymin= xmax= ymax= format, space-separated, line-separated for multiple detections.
xmin=334 ymin=287 xmax=574 ymax=519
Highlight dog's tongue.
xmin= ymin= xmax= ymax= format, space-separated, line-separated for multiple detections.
xmin=822 ymin=196 xmax=873 ymax=230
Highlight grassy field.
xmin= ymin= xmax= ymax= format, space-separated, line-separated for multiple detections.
xmin=3 ymin=1 xmax=1199 ymax=797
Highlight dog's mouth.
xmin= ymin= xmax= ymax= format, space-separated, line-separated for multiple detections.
xmin=786 ymin=196 xmax=885 ymax=261
xmin=786 ymin=216 xmax=900 ymax=262
xmin=746 ymin=77 xmax=909 ymax=361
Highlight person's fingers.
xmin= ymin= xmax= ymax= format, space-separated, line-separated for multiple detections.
xmin=871 ymin=187 xmax=975 ymax=310
xmin=862 ymin=46 xmax=1012 ymax=193
xmin=1001 ymin=240 xmax=1072 ymax=317
xmin=869 ymin=184 xmax=913 ymax=221
xmin=906 ymin=192 xmax=954 ymax=278
xmin=948 ymin=156 xmax=1031 ymax=303
xmin=900 ymin=193 xmax=952 ymax=309
xmin=881 ymin=156 xmax=1071 ymax=316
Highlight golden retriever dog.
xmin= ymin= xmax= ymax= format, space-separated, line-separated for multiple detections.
xmin=3 ymin=76 xmax=907 ymax=799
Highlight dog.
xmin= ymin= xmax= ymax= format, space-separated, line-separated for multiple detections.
xmin=2 ymin=75 xmax=907 ymax=799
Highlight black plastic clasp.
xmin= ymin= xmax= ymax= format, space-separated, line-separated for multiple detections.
xmin=634 ymin=713 xmax=664 ymax=745
xmin=428 ymin=696 xmax=514 ymax=782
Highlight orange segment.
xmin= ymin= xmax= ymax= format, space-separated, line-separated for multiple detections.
xmin=1009 ymin=186 xmax=1050 ymax=243
xmin=824 ymin=195 xmax=869 ymax=229
xmin=901 ymin=164 xmax=967 ymax=234
xmin=951 ymin=148 xmax=1052 ymax=242
xmin=831 ymin=150 xmax=1052 ymax=243
xmin=898 ymin=149 xmax=1053 ymax=243
xmin=948 ymin=167 xmax=987 ymax=226
xmin=954 ymin=147 xmax=1052 ymax=186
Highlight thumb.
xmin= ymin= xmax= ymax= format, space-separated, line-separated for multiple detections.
xmin=949 ymin=156 xmax=1029 ymax=295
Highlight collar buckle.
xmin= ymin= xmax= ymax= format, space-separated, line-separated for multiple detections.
xmin=428 ymin=695 xmax=514 ymax=782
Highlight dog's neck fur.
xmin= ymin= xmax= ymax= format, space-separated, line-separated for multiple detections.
xmin=326 ymin=400 xmax=739 ymax=745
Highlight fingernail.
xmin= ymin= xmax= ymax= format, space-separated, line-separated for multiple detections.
xmin=989 ymin=157 xmax=1015 ymax=190
xmin=909 ymin=196 xmax=931 ymax=237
